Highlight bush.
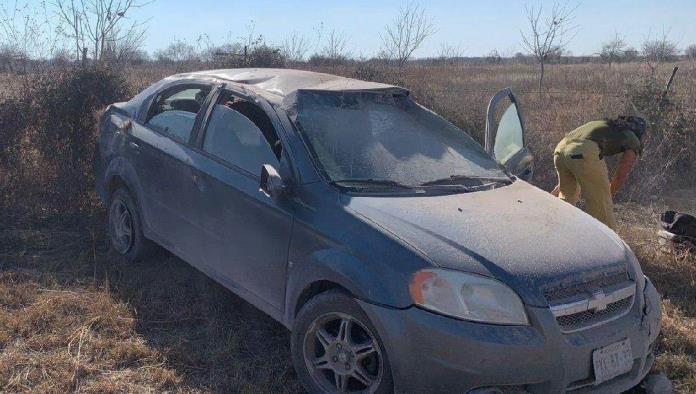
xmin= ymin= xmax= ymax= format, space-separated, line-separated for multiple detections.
xmin=686 ymin=45 xmax=696 ymax=60
xmin=245 ymin=44 xmax=286 ymax=68
xmin=0 ymin=66 xmax=128 ymax=222
xmin=620 ymin=72 xmax=696 ymax=201
xmin=642 ymin=39 xmax=679 ymax=63
xmin=308 ymin=54 xmax=352 ymax=67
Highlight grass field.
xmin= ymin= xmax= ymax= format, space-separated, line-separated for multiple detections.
xmin=1 ymin=61 xmax=695 ymax=392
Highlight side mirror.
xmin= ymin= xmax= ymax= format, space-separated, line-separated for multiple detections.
xmin=260 ymin=164 xmax=286 ymax=200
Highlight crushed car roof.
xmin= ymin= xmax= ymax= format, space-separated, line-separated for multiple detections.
xmin=173 ymin=68 xmax=407 ymax=103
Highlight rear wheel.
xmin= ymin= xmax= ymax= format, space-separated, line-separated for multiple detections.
xmin=108 ymin=188 xmax=154 ymax=262
xmin=291 ymin=290 xmax=393 ymax=394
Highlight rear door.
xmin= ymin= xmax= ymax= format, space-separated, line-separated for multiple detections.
xmin=130 ymin=82 xmax=215 ymax=254
xmin=484 ymin=88 xmax=534 ymax=181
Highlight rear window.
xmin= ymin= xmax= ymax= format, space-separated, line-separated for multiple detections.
xmin=145 ymin=85 xmax=211 ymax=142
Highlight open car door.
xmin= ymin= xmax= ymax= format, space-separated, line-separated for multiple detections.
xmin=484 ymin=88 xmax=534 ymax=181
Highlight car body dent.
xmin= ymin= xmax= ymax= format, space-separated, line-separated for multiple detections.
xmin=642 ymin=277 xmax=661 ymax=343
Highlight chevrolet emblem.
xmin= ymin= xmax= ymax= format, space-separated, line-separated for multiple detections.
xmin=588 ymin=290 xmax=608 ymax=312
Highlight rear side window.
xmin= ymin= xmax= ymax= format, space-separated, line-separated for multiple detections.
xmin=202 ymin=97 xmax=280 ymax=176
xmin=146 ymin=86 xmax=211 ymax=142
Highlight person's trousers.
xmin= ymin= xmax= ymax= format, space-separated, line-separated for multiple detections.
xmin=553 ymin=138 xmax=616 ymax=229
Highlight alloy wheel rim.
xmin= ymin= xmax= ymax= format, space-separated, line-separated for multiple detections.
xmin=110 ymin=200 xmax=133 ymax=254
xmin=303 ymin=312 xmax=383 ymax=393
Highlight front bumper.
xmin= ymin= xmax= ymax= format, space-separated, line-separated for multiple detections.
xmin=359 ymin=277 xmax=661 ymax=393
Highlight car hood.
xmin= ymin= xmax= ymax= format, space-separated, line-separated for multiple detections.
xmin=343 ymin=180 xmax=630 ymax=306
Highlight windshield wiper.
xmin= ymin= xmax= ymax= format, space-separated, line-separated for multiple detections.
xmin=420 ymin=175 xmax=512 ymax=187
xmin=330 ymin=178 xmax=416 ymax=190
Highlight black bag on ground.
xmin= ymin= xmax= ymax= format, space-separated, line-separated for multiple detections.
xmin=660 ymin=211 xmax=696 ymax=239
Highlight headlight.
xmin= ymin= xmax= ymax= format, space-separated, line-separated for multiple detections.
xmin=409 ymin=269 xmax=529 ymax=325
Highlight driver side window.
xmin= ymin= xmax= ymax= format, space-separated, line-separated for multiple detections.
xmin=146 ymin=85 xmax=212 ymax=142
xmin=201 ymin=92 xmax=280 ymax=176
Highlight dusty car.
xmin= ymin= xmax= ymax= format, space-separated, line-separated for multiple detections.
xmin=96 ymin=69 xmax=662 ymax=393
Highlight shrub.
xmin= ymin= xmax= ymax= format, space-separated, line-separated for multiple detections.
xmin=686 ymin=45 xmax=696 ymax=60
xmin=245 ymin=44 xmax=286 ymax=68
xmin=0 ymin=66 xmax=128 ymax=222
xmin=642 ymin=38 xmax=679 ymax=63
xmin=620 ymin=72 xmax=696 ymax=201
xmin=308 ymin=54 xmax=352 ymax=67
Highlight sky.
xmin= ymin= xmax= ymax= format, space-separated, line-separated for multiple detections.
xmin=19 ymin=0 xmax=696 ymax=58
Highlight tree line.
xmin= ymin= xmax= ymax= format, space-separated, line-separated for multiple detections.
xmin=1 ymin=0 xmax=695 ymax=74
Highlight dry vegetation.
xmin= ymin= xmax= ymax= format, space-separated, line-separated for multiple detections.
xmin=1 ymin=60 xmax=695 ymax=392
xmin=0 ymin=228 xmax=301 ymax=393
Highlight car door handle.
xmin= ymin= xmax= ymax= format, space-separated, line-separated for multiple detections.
xmin=191 ymin=172 xmax=206 ymax=191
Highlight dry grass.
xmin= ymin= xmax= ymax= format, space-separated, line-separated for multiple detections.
xmin=1 ymin=61 xmax=695 ymax=392
xmin=0 ymin=228 xmax=302 ymax=393
xmin=1 ymin=204 xmax=693 ymax=393
xmin=616 ymin=192 xmax=696 ymax=393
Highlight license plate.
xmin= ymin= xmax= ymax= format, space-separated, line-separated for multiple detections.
xmin=593 ymin=339 xmax=633 ymax=385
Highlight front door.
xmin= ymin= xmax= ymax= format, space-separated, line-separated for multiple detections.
xmin=484 ymin=88 xmax=534 ymax=181
xmin=188 ymin=89 xmax=293 ymax=314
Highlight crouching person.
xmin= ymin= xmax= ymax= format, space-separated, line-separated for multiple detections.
xmin=551 ymin=116 xmax=646 ymax=229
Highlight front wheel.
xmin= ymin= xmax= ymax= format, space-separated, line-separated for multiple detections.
xmin=291 ymin=290 xmax=394 ymax=394
xmin=108 ymin=188 xmax=155 ymax=262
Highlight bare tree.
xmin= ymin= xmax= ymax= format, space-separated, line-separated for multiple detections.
xmin=0 ymin=1 xmax=60 ymax=69
xmin=52 ymin=0 xmax=151 ymax=63
xmin=686 ymin=44 xmax=696 ymax=60
xmin=381 ymin=1 xmax=436 ymax=68
xmin=101 ymin=22 xmax=147 ymax=64
xmin=599 ymin=32 xmax=626 ymax=66
xmin=642 ymin=29 xmax=679 ymax=68
xmin=438 ymin=42 xmax=464 ymax=61
xmin=322 ymin=29 xmax=349 ymax=60
xmin=486 ymin=49 xmax=503 ymax=64
xmin=154 ymin=39 xmax=200 ymax=64
xmin=283 ymin=31 xmax=311 ymax=62
xmin=520 ymin=2 xmax=577 ymax=94
xmin=239 ymin=20 xmax=262 ymax=49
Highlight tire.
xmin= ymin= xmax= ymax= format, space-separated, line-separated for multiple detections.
xmin=108 ymin=188 xmax=155 ymax=262
xmin=291 ymin=289 xmax=394 ymax=394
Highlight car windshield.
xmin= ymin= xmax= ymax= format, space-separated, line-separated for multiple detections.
xmin=286 ymin=90 xmax=508 ymax=188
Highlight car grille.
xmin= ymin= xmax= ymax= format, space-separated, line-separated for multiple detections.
xmin=556 ymin=296 xmax=633 ymax=332
xmin=544 ymin=271 xmax=629 ymax=303
xmin=544 ymin=269 xmax=635 ymax=333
